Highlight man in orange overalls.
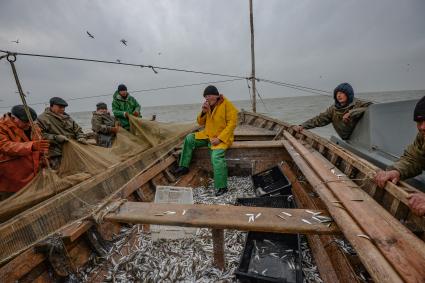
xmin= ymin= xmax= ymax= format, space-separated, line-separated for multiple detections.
xmin=0 ymin=105 xmax=49 ymax=200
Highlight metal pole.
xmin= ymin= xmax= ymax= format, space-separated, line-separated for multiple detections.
xmin=249 ymin=0 xmax=257 ymax=113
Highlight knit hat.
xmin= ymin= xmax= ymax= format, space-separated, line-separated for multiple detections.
xmin=96 ymin=102 xmax=108 ymax=110
xmin=49 ymin=97 xmax=68 ymax=107
xmin=203 ymin=85 xmax=219 ymax=97
xmin=414 ymin=96 xmax=425 ymax=122
xmin=118 ymin=84 xmax=127 ymax=92
xmin=334 ymin=83 xmax=354 ymax=108
xmin=11 ymin=105 xmax=37 ymax=122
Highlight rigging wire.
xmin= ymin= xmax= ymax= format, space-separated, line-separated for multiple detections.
xmin=0 ymin=78 xmax=245 ymax=109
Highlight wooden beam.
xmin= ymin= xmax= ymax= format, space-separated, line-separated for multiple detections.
xmin=105 ymin=202 xmax=338 ymax=235
xmin=284 ymin=132 xmax=425 ymax=282
xmin=212 ymin=229 xmax=225 ymax=270
xmin=282 ymin=139 xmax=402 ymax=282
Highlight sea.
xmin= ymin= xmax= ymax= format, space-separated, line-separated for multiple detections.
xmin=72 ymin=90 xmax=425 ymax=139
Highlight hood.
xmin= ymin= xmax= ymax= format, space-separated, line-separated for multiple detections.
xmin=113 ymin=90 xmax=129 ymax=101
xmin=333 ymin=83 xmax=354 ymax=109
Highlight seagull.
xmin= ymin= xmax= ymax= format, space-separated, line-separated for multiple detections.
xmin=158 ymin=52 xmax=162 ymax=55
xmin=120 ymin=39 xmax=127 ymax=46
xmin=86 ymin=31 xmax=95 ymax=39
xmin=11 ymin=39 xmax=19 ymax=44
xmin=116 ymin=59 xmax=121 ymax=63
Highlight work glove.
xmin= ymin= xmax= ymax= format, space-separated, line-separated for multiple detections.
xmin=55 ymin=135 xmax=69 ymax=143
xmin=124 ymin=112 xmax=129 ymax=119
xmin=77 ymin=138 xmax=88 ymax=145
xmin=32 ymin=140 xmax=50 ymax=153
xmin=133 ymin=111 xmax=139 ymax=117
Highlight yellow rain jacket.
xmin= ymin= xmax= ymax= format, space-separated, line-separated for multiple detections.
xmin=195 ymin=95 xmax=238 ymax=150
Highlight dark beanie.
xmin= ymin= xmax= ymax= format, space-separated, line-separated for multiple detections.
xmin=334 ymin=82 xmax=354 ymax=108
xmin=49 ymin=97 xmax=68 ymax=107
xmin=203 ymin=85 xmax=219 ymax=97
xmin=11 ymin=105 xmax=37 ymax=122
xmin=414 ymin=96 xmax=425 ymax=122
xmin=96 ymin=102 xmax=108 ymax=110
xmin=118 ymin=84 xmax=127 ymax=92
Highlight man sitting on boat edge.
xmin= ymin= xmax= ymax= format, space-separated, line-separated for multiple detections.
xmin=0 ymin=105 xmax=49 ymax=200
xmin=174 ymin=85 xmax=239 ymax=197
xmin=293 ymin=82 xmax=372 ymax=140
xmin=91 ymin=102 xmax=119 ymax=148
xmin=37 ymin=97 xmax=88 ymax=169
xmin=374 ymin=96 xmax=425 ymax=216
xmin=112 ymin=84 xmax=141 ymax=131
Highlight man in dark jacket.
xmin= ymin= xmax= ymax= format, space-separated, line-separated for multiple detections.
xmin=374 ymin=96 xmax=425 ymax=216
xmin=112 ymin=84 xmax=141 ymax=131
xmin=37 ymin=97 xmax=87 ymax=169
xmin=293 ymin=83 xmax=372 ymax=140
xmin=91 ymin=102 xmax=118 ymax=147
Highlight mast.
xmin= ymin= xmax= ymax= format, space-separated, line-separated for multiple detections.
xmin=249 ymin=0 xmax=256 ymax=112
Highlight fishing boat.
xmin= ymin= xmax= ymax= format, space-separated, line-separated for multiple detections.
xmin=1 ymin=105 xmax=424 ymax=283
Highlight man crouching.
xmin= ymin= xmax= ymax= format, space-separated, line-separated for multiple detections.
xmin=91 ymin=102 xmax=118 ymax=148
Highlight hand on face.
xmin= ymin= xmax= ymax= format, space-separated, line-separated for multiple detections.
xmin=202 ymin=101 xmax=210 ymax=113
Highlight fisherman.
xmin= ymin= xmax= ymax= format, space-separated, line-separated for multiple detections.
xmin=174 ymin=85 xmax=238 ymax=196
xmin=37 ymin=97 xmax=87 ymax=169
xmin=91 ymin=102 xmax=118 ymax=147
xmin=0 ymin=105 xmax=49 ymax=200
xmin=293 ymin=83 xmax=372 ymax=140
xmin=374 ymin=96 xmax=425 ymax=216
xmin=112 ymin=84 xmax=141 ymax=131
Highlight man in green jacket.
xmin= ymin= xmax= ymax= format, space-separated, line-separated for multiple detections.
xmin=293 ymin=83 xmax=372 ymax=140
xmin=37 ymin=97 xmax=87 ymax=169
xmin=374 ymin=96 xmax=425 ymax=216
xmin=112 ymin=84 xmax=141 ymax=131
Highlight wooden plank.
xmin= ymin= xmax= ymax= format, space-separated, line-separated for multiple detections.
xmin=282 ymin=139 xmax=402 ymax=282
xmin=281 ymin=162 xmax=360 ymax=283
xmin=105 ymin=202 xmax=338 ymax=235
xmin=212 ymin=229 xmax=225 ymax=270
xmin=61 ymin=221 xmax=93 ymax=243
xmin=285 ymin=132 xmax=425 ymax=282
xmin=230 ymin=140 xmax=285 ymax=148
xmin=0 ymin=248 xmax=45 ymax=282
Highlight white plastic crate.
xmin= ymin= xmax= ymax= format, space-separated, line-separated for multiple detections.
xmin=151 ymin=186 xmax=197 ymax=240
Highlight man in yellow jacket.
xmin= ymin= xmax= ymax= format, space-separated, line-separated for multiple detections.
xmin=175 ymin=85 xmax=238 ymax=196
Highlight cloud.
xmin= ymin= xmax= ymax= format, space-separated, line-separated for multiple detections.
xmin=0 ymin=0 xmax=424 ymax=113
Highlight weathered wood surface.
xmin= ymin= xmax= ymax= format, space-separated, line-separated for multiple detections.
xmin=234 ymin=124 xmax=277 ymax=141
xmin=281 ymin=162 xmax=360 ymax=283
xmin=284 ymin=132 xmax=425 ymax=282
xmin=105 ymin=202 xmax=338 ymax=235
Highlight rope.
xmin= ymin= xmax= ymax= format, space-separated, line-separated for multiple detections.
xmin=0 ymin=78 xmax=245 ymax=109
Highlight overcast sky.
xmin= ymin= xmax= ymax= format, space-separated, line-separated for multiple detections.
xmin=0 ymin=0 xmax=424 ymax=113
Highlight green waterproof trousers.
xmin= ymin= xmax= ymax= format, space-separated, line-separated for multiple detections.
xmin=179 ymin=133 xmax=227 ymax=189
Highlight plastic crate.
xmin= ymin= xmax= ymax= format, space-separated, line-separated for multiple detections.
xmin=235 ymin=232 xmax=303 ymax=283
xmin=252 ymin=166 xmax=292 ymax=197
xmin=151 ymin=186 xmax=197 ymax=240
xmin=235 ymin=195 xmax=295 ymax=209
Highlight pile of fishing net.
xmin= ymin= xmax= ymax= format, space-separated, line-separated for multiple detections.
xmin=0 ymin=117 xmax=195 ymax=223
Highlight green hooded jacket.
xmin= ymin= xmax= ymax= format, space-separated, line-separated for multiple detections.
xmin=112 ymin=91 xmax=141 ymax=130
xmin=36 ymin=107 xmax=85 ymax=157
xmin=389 ymin=133 xmax=425 ymax=180
xmin=301 ymin=99 xmax=372 ymax=140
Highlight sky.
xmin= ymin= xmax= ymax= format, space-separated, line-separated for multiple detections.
xmin=0 ymin=0 xmax=424 ymax=113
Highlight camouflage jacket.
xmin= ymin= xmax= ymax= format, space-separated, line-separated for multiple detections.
xmin=91 ymin=111 xmax=115 ymax=134
xmin=301 ymin=99 xmax=372 ymax=140
xmin=37 ymin=108 xmax=85 ymax=157
xmin=389 ymin=133 xmax=425 ymax=180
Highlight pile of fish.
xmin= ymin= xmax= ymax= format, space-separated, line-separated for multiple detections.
xmin=78 ymin=176 xmax=324 ymax=282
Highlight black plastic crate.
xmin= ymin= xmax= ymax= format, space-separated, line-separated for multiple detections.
xmin=235 ymin=195 xmax=295 ymax=209
xmin=252 ymin=166 xmax=292 ymax=197
xmin=235 ymin=232 xmax=303 ymax=283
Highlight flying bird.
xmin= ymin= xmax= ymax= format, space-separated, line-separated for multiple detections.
xmin=86 ymin=31 xmax=95 ymax=39
xmin=120 ymin=39 xmax=127 ymax=46
xmin=158 ymin=52 xmax=162 ymax=55
xmin=11 ymin=39 xmax=19 ymax=44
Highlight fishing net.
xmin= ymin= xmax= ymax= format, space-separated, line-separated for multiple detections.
xmin=0 ymin=117 xmax=196 ymax=265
